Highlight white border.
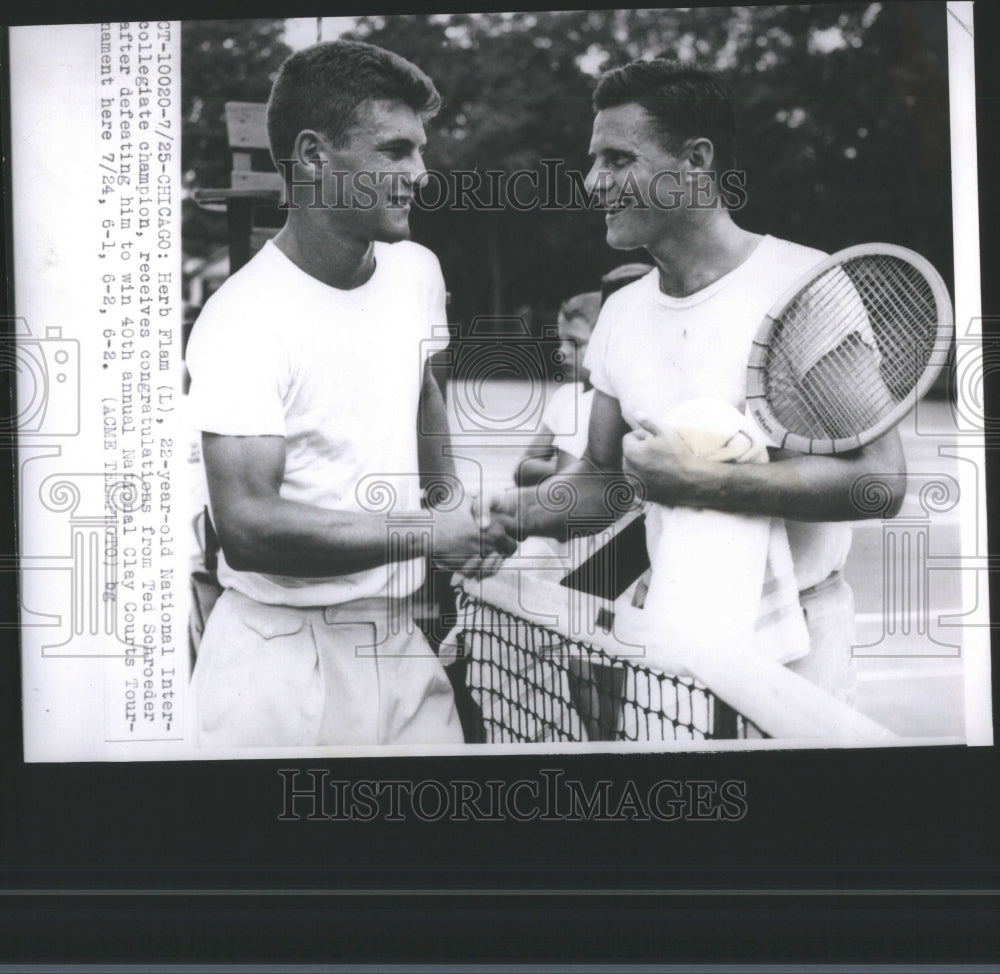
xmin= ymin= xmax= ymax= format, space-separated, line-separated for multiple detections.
xmin=10 ymin=6 xmax=992 ymax=760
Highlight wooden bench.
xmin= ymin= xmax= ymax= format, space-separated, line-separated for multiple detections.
xmin=193 ymin=101 xmax=282 ymax=273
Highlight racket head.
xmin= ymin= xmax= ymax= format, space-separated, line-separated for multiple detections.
xmin=746 ymin=243 xmax=953 ymax=454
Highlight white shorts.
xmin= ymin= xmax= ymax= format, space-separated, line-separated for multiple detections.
xmin=191 ymin=588 xmax=464 ymax=748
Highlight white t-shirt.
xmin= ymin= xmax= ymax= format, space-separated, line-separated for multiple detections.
xmin=542 ymin=382 xmax=594 ymax=461
xmin=583 ymin=234 xmax=852 ymax=590
xmin=186 ymin=239 xmax=448 ymax=606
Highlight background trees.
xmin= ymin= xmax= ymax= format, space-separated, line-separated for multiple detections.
xmin=181 ymin=4 xmax=953 ymax=328
xmin=181 ymin=19 xmax=290 ymax=259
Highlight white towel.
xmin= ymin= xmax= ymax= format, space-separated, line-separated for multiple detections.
xmin=638 ymin=397 xmax=809 ymax=676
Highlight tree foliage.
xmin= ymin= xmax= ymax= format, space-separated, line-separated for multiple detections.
xmin=182 ymin=5 xmax=952 ymax=320
xmin=345 ymin=4 xmax=952 ymax=324
xmin=181 ymin=19 xmax=290 ymax=258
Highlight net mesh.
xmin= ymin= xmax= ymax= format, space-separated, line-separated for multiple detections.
xmin=765 ymin=254 xmax=940 ymax=440
xmin=451 ymin=591 xmax=764 ymax=743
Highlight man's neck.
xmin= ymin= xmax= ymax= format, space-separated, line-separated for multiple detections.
xmin=274 ymin=218 xmax=377 ymax=291
xmin=648 ymin=211 xmax=763 ymax=299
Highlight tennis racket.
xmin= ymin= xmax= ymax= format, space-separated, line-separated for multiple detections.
xmin=746 ymin=243 xmax=953 ymax=454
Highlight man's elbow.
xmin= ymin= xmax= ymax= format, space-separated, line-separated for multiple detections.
xmin=221 ymin=543 xmax=258 ymax=574
xmin=213 ymin=503 xmax=269 ymax=572
xmin=870 ymin=476 xmax=906 ymax=519
xmin=217 ymin=531 xmax=259 ymax=573
xmin=849 ymin=447 xmax=907 ymax=520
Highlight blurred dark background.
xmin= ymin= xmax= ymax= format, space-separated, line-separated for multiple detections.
xmin=181 ymin=4 xmax=953 ymax=331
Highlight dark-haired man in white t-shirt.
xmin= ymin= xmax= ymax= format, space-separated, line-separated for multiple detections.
xmin=186 ymin=41 xmax=514 ymax=748
xmin=488 ymin=59 xmax=907 ymax=705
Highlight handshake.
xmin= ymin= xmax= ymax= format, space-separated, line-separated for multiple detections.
xmin=427 ymin=488 xmax=526 ymax=576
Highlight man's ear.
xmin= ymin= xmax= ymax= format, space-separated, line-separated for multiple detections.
xmin=685 ymin=137 xmax=716 ymax=175
xmin=293 ymin=129 xmax=329 ymax=178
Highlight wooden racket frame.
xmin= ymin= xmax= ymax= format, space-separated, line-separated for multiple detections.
xmin=745 ymin=243 xmax=954 ymax=455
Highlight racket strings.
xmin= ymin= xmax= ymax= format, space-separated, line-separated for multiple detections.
xmin=850 ymin=258 xmax=937 ymax=397
xmin=769 ymin=337 xmax=882 ymax=439
xmin=770 ymin=269 xmax=881 ymax=434
xmin=768 ymin=345 xmax=876 ymax=439
xmin=770 ymin=305 xmax=885 ymax=438
xmin=847 ymin=258 xmax=938 ymax=404
xmin=852 ymin=260 xmax=934 ymax=338
xmin=765 ymin=255 xmax=941 ymax=442
xmin=769 ymin=344 xmax=839 ymax=436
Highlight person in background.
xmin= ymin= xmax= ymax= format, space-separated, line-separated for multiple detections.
xmin=515 ymin=291 xmax=602 ymax=487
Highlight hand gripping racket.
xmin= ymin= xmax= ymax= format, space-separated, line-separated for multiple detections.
xmin=746 ymin=243 xmax=953 ymax=454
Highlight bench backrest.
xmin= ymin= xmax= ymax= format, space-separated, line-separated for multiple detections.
xmin=225 ymin=101 xmax=282 ymax=193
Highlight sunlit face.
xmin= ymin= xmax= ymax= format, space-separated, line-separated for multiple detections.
xmin=316 ymin=98 xmax=428 ymax=245
xmin=557 ymin=311 xmax=594 ymax=384
xmin=584 ymin=102 xmax=691 ymax=253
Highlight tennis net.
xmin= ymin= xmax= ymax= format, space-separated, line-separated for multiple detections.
xmin=444 ymin=562 xmax=895 ymax=746
xmin=452 ymin=589 xmax=762 ymax=742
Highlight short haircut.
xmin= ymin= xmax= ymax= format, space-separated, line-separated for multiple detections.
xmin=593 ymin=59 xmax=737 ymax=173
xmin=266 ymin=40 xmax=441 ymax=168
xmin=559 ymin=291 xmax=602 ymax=331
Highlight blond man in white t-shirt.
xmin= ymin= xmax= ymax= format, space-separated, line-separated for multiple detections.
xmin=186 ymin=41 xmax=515 ymax=748
xmin=487 ymin=59 xmax=907 ymax=706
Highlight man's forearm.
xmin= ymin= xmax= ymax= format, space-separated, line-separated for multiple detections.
xmin=217 ymin=495 xmax=430 ymax=576
xmin=514 ymin=459 xmax=643 ymax=540
xmin=515 ymin=454 xmax=558 ymax=488
xmin=643 ymin=444 xmax=907 ymax=522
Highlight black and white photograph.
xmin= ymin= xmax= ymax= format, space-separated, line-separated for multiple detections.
xmin=4 ymin=1 xmax=1000 ymax=967
xmin=8 ymin=3 xmax=990 ymax=762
